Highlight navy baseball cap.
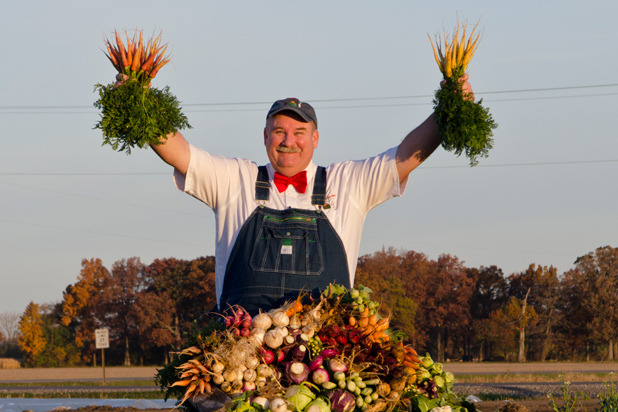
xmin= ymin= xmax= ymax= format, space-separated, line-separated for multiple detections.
xmin=267 ymin=98 xmax=318 ymax=128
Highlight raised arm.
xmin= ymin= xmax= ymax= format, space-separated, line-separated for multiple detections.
xmin=395 ymin=75 xmax=474 ymax=183
xmin=395 ymin=115 xmax=440 ymax=183
xmin=150 ymin=131 xmax=191 ymax=177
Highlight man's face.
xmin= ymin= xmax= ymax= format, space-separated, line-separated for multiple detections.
xmin=264 ymin=112 xmax=319 ymax=177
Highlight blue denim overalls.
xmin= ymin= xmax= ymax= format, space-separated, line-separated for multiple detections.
xmin=219 ymin=166 xmax=351 ymax=314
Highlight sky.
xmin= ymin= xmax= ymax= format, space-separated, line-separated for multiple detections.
xmin=1 ymin=1 xmax=617 ymax=315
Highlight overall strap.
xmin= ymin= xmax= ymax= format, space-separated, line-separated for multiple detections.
xmin=311 ymin=166 xmax=327 ymax=206
xmin=255 ymin=166 xmax=270 ymax=202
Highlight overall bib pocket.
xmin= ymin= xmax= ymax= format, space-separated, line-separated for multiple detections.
xmin=249 ymin=215 xmax=324 ymax=275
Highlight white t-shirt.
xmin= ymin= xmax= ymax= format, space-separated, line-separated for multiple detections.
xmin=174 ymin=144 xmax=407 ymax=304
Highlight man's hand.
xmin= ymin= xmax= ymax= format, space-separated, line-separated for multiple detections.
xmin=441 ymin=73 xmax=474 ymax=101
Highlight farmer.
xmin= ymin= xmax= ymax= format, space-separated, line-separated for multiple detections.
xmin=151 ymin=79 xmax=473 ymax=315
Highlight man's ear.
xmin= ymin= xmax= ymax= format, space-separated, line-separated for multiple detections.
xmin=312 ymin=129 xmax=319 ymax=149
xmin=264 ymin=127 xmax=268 ymax=145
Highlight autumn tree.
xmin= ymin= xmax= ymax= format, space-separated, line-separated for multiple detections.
xmin=508 ymin=264 xmax=559 ymax=361
xmin=140 ymin=257 xmax=216 ymax=354
xmin=356 ymin=248 xmax=425 ymax=345
xmin=18 ymin=302 xmax=46 ymax=366
xmin=416 ymin=254 xmax=475 ymax=361
xmin=61 ymin=258 xmax=111 ymax=363
xmin=467 ymin=265 xmax=509 ymax=360
xmin=99 ymin=257 xmax=146 ymax=366
xmin=564 ymin=246 xmax=618 ymax=360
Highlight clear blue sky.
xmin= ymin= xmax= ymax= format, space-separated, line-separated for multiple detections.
xmin=1 ymin=1 xmax=617 ymax=314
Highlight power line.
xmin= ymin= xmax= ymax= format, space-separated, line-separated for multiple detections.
xmin=1 ymin=82 xmax=617 ymax=113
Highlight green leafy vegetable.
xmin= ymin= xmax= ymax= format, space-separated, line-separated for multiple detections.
xmin=433 ymin=69 xmax=497 ymax=166
xmin=93 ymin=80 xmax=191 ymax=154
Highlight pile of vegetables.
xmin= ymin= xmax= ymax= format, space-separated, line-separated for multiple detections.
xmin=93 ymin=29 xmax=190 ymax=154
xmin=428 ymin=19 xmax=497 ymax=166
xmin=156 ymin=285 xmax=475 ymax=412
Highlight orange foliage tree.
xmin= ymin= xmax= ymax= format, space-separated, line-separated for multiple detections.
xmin=60 ymin=258 xmax=111 ymax=363
xmin=18 ymin=302 xmax=46 ymax=366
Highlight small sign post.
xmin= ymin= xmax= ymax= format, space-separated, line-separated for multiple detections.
xmin=95 ymin=328 xmax=109 ymax=384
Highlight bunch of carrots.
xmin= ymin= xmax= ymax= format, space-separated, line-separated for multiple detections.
xmin=103 ymin=29 xmax=170 ymax=85
xmin=428 ymin=19 xmax=481 ymax=80
xmin=427 ymin=18 xmax=497 ymax=167
xmin=348 ymin=306 xmax=390 ymax=345
xmin=94 ymin=29 xmax=190 ymax=154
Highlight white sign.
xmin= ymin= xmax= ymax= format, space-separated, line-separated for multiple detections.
xmin=95 ymin=328 xmax=109 ymax=349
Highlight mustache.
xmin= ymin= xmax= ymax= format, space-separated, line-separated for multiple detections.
xmin=276 ymin=145 xmax=301 ymax=153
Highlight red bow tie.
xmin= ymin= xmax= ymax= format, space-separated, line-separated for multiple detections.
xmin=273 ymin=171 xmax=307 ymax=193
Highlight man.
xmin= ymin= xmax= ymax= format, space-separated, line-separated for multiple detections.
xmin=151 ymin=79 xmax=473 ymax=314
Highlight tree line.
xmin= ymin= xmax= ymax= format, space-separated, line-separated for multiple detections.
xmin=4 ymin=245 xmax=617 ymax=367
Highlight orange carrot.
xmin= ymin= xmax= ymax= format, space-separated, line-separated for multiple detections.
xmin=403 ymin=346 xmax=418 ymax=356
xmin=114 ymin=30 xmax=128 ymax=68
xmin=402 ymin=360 xmax=419 ymax=369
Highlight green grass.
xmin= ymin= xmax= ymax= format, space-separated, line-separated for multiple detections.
xmin=454 ymin=372 xmax=614 ymax=383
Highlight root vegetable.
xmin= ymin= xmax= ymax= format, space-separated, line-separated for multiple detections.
xmin=252 ymin=313 xmax=272 ymax=330
xmin=265 ymin=329 xmax=284 ymax=349
xmin=329 ymin=389 xmax=356 ymax=412
xmin=253 ymin=396 xmax=270 ymax=409
xmin=271 ymin=311 xmax=290 ymax=327
xmin=310 ymin=367 xmax=330 ymax=385
xmin=286 ymin=361 xmax=310 ymax=385
xmin=269 ymin=398 xmax=288 ymax=412
xmin=327 ymin=358 xmax=348 ymax=374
